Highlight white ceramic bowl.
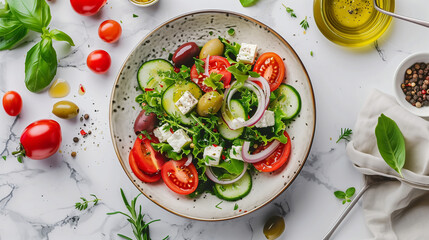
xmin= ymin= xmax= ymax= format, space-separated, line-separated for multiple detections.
xmin=128 ymin=0 xmax=159 ymax=7
xmin=394 ymin=52 xmax=429 ymax=117
xmin=109 ymin=10 xmax=316 ymax=221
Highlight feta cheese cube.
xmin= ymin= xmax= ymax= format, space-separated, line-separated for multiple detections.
xmin=237 ymin=43 xmax=258 ymax=64
xmin=175 ymin=91 xmax=198 ymax=115
xmin=166 ymin=129 xmax=192 ymax=153
xmin=203 ymin=145 xmax=223 ymax=166
xmin=153 ymin=124 xmax=173 ymax=142
xmin=255 ymin=110 xmax=275 ymax=128
xmin=230 ymin=117 xmax=245 ymax=129
xmin=230 ymin=146 xmax=243 ymax=161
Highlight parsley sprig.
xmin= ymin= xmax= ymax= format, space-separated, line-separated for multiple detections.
xmin=334 ymin=187 xmax=356 ymax=204
xmin=107 ymin=189 xmax=165 ymax=240
xmin=75 ymin=194 xmax=100 ymax=211
xmin=300 ymin=16 xmax=309 ymax=30
xmin=282 ymin=4 xmax=297 ymax=18
xmin=336 ymin=128 xmax=353 ymax=143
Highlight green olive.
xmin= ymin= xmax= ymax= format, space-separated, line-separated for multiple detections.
xmin=199 ymin=38 xmax=224 ymax=59
xmin=263 ymin=216 xmax=285 ymax=240
xmin=197 ymin=91 xmax=223 ymax=117
xmin=52 ymin=100 xmax=79 ymax=119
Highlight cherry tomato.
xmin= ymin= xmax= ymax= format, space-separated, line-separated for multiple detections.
xmin=132 ymin=136 xmax=165 ymax=174
xmin=14 ymin=120 xmax=62 ymax=160
xmin=161 ymin=159 xmax=198 ymax=195
xmin=252 ymin=131 xmax=291 ymax=172
xmin=70 ymin=0 xmax=107 ymax=16
xmin=129 ymin=150 xmax=161 ymax=183
xmin=87 ymin=50 xmax=111 ymax=74
xmin=98 ymin=20 xmax=122 ymax=43
xmin=190 ymin=56 xmax=231 ymax=92
xmin=2 ymin=91 xmax=22 ymax=116
xmin=253 ymin=52 xmax=286 ymax=92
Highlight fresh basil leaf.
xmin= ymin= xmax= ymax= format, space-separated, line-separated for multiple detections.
xmin=334 ymin=191 xmax=346 ymax=199
xmin=8 ymin=0 xmax=51 ymax=33
xmin=345 ymin=187 xmax=355 ymax=197
xmin=375 ymin=114 xmax=406 ymax=177
xmin=50 ymin=29 xmax=74 ymax=46
xmin=25 ymin=37 xmax=57 ymax=92
xmin=240 ymin=0 xmax=258 ymax=7
xmin=0 ymin=4 xmax=28 ymax=50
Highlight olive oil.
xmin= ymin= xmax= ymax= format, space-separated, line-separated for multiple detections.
xmin=314 ymin=0 xmax=395 ymax=47
xmin=49 ymin=79 xmax=70 ymax=98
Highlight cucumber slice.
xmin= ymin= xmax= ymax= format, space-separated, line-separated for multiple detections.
xmin=213 ymin=171 xmax=252 ymax=201
xmin=219 ymin=100 xmax=247 ymax=140
xmin=162 ymin=81 xmax=202 ymax=125
xmin=137 ymin=59 xmax=173 ymax=91
xmin=271 ymin=84 xmax=301 ymax=119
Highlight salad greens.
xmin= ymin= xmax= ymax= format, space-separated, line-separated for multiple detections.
xmin=219 ymin=37 xmax=241 ymax=63
xmin=375 ymin=114 xmax=406 ymax=177
xmin=0 ymin=0 xmax=74 ymax=92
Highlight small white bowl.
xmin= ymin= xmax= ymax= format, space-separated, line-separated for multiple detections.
xmin=394 ymin=52 xmax=429 ymax=117
xmin=128 ymin=0 xmax=159 ymax=7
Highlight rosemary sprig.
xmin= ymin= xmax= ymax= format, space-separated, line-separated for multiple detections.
xmin=107 ymin=189 xmax=163 ymax=240
xmin=336 ymin=128 xmax=353 ymax=143
xmin=75 ymin=194 xmax=100 ymax=211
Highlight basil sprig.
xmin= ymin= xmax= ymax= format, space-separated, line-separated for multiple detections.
xmin=0 ymin=0 xmax=74 ymax=93
xmin=375 ymin=114 xmax=406 ymax=177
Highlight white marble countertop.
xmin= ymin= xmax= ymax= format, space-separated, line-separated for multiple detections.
xmin=1 ymin=0 xmax=428 ymax=239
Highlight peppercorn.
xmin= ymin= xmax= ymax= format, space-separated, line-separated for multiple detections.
xmin=73 ymin=137 xmax=79 ymax=143
xmin=71 ymin=152 xmax=77 ymax=158
xmin=84 ymin=114 xmax=89 ymax=120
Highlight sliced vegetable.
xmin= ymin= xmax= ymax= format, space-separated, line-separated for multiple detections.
xmin=213 ymin=171 xmax=252 ymax=201
xmin=137 ymin=59 xmax=173 ymax=91
xmin=253 ymin=52 xmax=286 ymax=92
xmin=161 ymin=81 xmax=202 ymax=124
xmin=270 ymin=84 xmax=301 ymax=119
xmin=161 ymin=159 xmax=199 ymax=195
xmin=129 ymin=150 xmax=161 ymax=183
xmin=190 ymin=56 xmax=231 ymax=92
xmin=219 ymin=99 xmax=246 ymax=140
xmin=253 ymin=131 xmax=291 ymax=172
xmin=206 ymin=162 xmax=248 ymax=185
xmin=132 ymin=136 xmax=165 ymax=174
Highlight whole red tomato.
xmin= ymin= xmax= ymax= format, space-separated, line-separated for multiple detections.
xmin=13 ymin=120 xmax=62 ymax=161
xmin=98 ymin=20 xmax=122 ymax=43
xmin=70 ymin=0 xmax=107 ymax=16
xmin=2 ymin=91 xmax=22 ymax=116
xmin=87 ymin=50 xmax=111 ymax=74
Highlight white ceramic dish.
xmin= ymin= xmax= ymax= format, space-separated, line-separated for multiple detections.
xmin=109 ymin=10 xmax=316 ymax=221
xmin=394 ymin=52 xmax=429 ymax=117
xmin=128 ymin=0 xmax=159 ymax=7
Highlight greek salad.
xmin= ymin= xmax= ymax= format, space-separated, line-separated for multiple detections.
xmin=129 ymin=36 xmax=301 ymax=201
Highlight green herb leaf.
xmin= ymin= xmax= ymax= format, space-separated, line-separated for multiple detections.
xmin=218 ymin=37 xmax=241 ymax=64
xmin=375 ymin=114 xmax=406 ymax=177
xmin=334 ymin=187 xmax=355 ymax=204
xmin=203 ymin=72 xmax=224 ymax=91
xmin=24 ymin=37 xmax=57 ymax=92
xmin=215 ymin=201 xmax=223 ymax=209
xmin=8 ymin=0 xmax=52 ymax=33
xmin=227 ymin=28 xmax=235 ymax=36
xmin=334 ymin=191 xmax=346 ymax=199
xmin=282 ymin=4 xmax=297 ymax=18
xmin=300 ymin=16 xmax=309 ymax=31
xmin=75 ymin=194 xmax=100 ymax=211
xmin=310 ymin=51 xmax=313 ymax=56
xmin=0 ymin=4 xmax=29 ymax=50
xmin=240 ymin=0 xmax=258 ymax=7
xmin=215 ymin=158 xmax=244 ymax=175
xmin=234 ymin=203 xmax=239 ymax=210
xmin=227 ymin=63 xmax=252 ymax=88
xmin=50 ymin=29 xmax=75 ymax=46
xmin=336 ymin=128 xmax=352 ymax=143
xmin=194 ymin=57 xmax=205 ymax=74
xmin=345 ymin=187 xmax=355 ymax=197
xmin=2 ymin=156 xmax=6 ymax=161
xmin=133 ymin=14 xmax=138 ymax=18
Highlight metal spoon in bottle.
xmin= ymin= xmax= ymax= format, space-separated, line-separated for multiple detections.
xmin=373 ymin=0 xmax=429 ymax=28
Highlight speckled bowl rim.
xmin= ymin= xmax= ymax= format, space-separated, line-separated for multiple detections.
xmin=109 ymin=10 xmax=316 ymax=221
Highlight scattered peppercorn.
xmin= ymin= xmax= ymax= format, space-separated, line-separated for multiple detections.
xmin=73 ymin=137 xmax=79 ymax=143
xmin=84 ymin=114 xmax=89 ymax=120
xmin=71 ymin=152 xmax=77 ymax=158
xmin=402 ymin=62 xmax=429 ymax=107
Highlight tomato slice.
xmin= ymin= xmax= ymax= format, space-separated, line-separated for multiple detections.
xmin=132 ymin=136 xmax=165 ymax=174
xmin=161 ymin=159 xmax=199 ymax=195
xmin=190 ymin=56 xmax=231 ymax=92
xmin=252 ymin=131 xmax=291 ymax=172
xmin=129 ymin=150 xmax=161 ymax=183
xmin=253 ymin=52 xmax=286 ymax=92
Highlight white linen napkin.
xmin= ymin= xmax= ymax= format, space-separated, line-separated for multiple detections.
xmin=346 ymin=89 xmax=429 ymax=240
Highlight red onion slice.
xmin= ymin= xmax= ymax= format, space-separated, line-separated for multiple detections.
xmin=204 ymin=55 xmax=210 ymax=77
xmin=241 ymin=140 xmax=281 ymax=163
xmin=184 ymin=154 xmax=193 ymax=167
xmin=205 ymin=163 xmax=248 ymax=185
xmin=249 ymin=76 xmax=270 ymax=109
